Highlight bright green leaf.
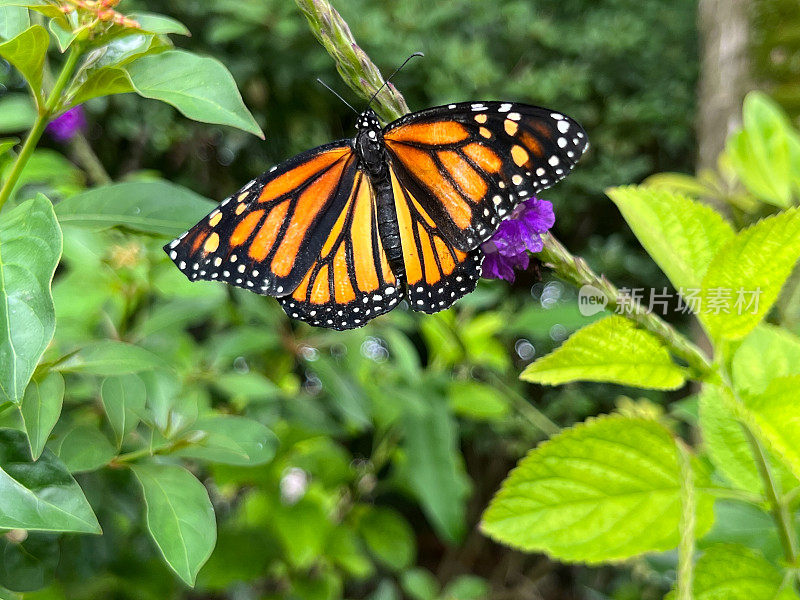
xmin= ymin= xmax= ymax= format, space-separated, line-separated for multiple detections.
xmin=0 ymin=428 xmax=100 ymax=533
xmin=19 ymin=372 xmax=63 ymax=460
xmin=101 ymin=374 xmax=146 ymax=447
xmin=48 ymin=16 xmax=77 ymax=53
xmin=173 ymin=415 xmax=277 ymax=466
xmin=700 ymin=207 xmax=800 ymax=341
xmin=0 ymin=196 xmax=62 ymax=404
xmin=448 ymin=380 xmax=510 ymax=421
xmin=68 ymin=66 xmax=135 ymax=106
xmin=125 ymin=50 xmax=263 ymax=138
xmin=358 ymin=506 xmax=416 ymax=571
xmin=0 ymin=94 xmax=35 ymax=133
xmin=690 ymin=543 xmax=796 ymax=600
xmin=607 ymin=186 xmax=734 ymax=290
xmin=55 ymin=180 xmax=215 ymax=237
xmin=401 ymin=568 xmax=439 ymax=600
xmin=52 ymin=424 xmax=116 ymax=473
xmin=520 ymin=316 xmax=686 ymax=389
xmin=132 ymin=462 xmax=216 ymax=586
xmin=0 ymin=138 xmax=18 ymax=155
xmin=481 ymin=415 xmax=714 ymax=563
xmin=0 ymin=7 xmax=28 ymax=40
xmin=744 ymin=375 xmax=800 ymax=481
xmin=731 ymin=324 xmax=800 ymax=395
xmin=129 ymin=12 xmax=190 ymax=36
xmin=0 ymin=25 xmax=48 ymax=100
xmin=54 ymin=340 xmax=164 ymax=376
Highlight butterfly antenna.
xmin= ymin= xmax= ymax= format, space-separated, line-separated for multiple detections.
xmin=316 ymin=79 xmax=359 ymax=114
xmin=367 ymin=52 xmax=424 ymax=110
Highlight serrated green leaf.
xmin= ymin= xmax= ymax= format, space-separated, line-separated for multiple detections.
xmin=19 ymin=371 xmax=63 ymax=460
xmin=125 ymin=50 xmax=263 ymax=138
xmin=0 ymin=7 xmax=28 ymax=40
xmin=0 ymin=25 xmax=48 ymax=99
xmin=53 ymin=340 xmax=164 ymax=375
xmin=173 ymin=415 xmax=277 ymax=466
xmin=55 ymin=181 xmax=215 ymax=237
xmin=100 ymin=374 xmax=146 ymax=447
xmin=607 ymin=186 xmax=734 ymax=291
xmin=0 ymin=196 xmax=62 ymax=404
xmin=0 ymin=428 xmax=100 ymax=533
xmin=520 ymin=316 xmax=686 ymax=389
xmin=690 ymin=543 xmax=796 ymax=600
xmin=731 ymin=324 xmax=800 ymax=395
xmin=481 ymin=415 xmax=713 ymax=563
xmin=358 ymin=506 xmax=416 ymax=571
xmin=700 ymin=207 xmax=800 ymax=341
xmin=132 ymin=462 xmax=216 ymax=586
xmin=744 ymin=375 xmax=800 ymax=481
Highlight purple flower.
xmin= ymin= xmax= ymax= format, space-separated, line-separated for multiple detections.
xmin=481 ymin=197 xmax=554 ymax=282
xmin=46 ymin=106 xmax=87 ymax=141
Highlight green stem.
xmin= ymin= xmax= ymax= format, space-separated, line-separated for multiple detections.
xmin=70 ymin=133 xmax=112 ymax=185
xmin=539 ymin=234 xmax=715 ymax=380
xmin=0 ymin=45 xmax=83 ymax=212
xmin=486 ymin=371 xmax=560 ymax=437
xmin=676 ymin=440 xmax=696 ymax=600
xmin=698 ymin=486 xmax=763 ymax=506
xmin=743 ymin=425 xmax=799 ymax=569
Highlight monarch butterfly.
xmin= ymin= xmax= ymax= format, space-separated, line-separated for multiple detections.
xmin=165 ymin=100 xmax=588 ymax=330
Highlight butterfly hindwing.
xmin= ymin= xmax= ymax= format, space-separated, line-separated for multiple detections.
xmin=383 ymin=101 xmax=588 ymax=251
xmin=165 ymin=141 xmax=356 ymax=297
xmin=277 ymin=170 xmax=402 ymax=330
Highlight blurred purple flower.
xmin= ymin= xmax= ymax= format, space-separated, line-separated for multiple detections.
xmin=481 ymin=197 xmax=555 ymax=282
xmin=46 ymin=106 xmax=87 ymax=141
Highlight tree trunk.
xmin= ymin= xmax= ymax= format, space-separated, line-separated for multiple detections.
xmin=697 ymin=0 xmax=752 ymax=170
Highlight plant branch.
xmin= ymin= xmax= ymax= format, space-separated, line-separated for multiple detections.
xmin=70 ymin=133 xmax=112 ymax=185
xmin=539 ymin=234 xmax=715 ymax=379
xmin=0 ymin=45 xmax=83 ymax=212
xmin=294 ymin=0 xmax=409 ymax=123
xmin=676 ymin=440 xmax=696 ymax=600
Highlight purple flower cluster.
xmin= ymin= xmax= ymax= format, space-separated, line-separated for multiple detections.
xmin=481 ymin=197 xmax=555 ymax=282
xmin=46 ymin=106 xmax=87 ymax=142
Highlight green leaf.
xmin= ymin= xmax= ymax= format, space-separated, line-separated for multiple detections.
xmin=0 ymin=94 xmax=35 ymax=133
xmin=731 ymin=324 xmax=800 ymax=395
xmin=607 ymin=186 xmax=734 ymax=290
xmin=0 ymin=196 xmax=62 ymax=404
xmin=48 ymin=16 xmax=77 ymax=53
xmin=0 ymin=428 xmax=100 ymax=533
xmin=68 ymin=66 xmax=135 ymax=106
xmin=125 ymin=50 xmax=263 ymax=138
xmin=101 ymin=374 xmax=146 ymax=447
xmin=54 ymin=340 xmax=164 ymax=375
xmin=400 ymin=568 xmax=439 ymax=600
xmin=19 ymin=372 xmax=63 ymax=460
xmin=743 ymin=375 xmax=800 ymax=481
xmin=129 ymin=12 xmax=190 ymax=36
xmin=0 ymin=533 xmax=59 ymax=593
xmin=52 ymin=424 xmax=116 ymax=473
xmin=0 ymin=138 xmax=18 ymax=155
xmin=700 ymin=207 xmax=800 ymax=341
xmin=0 ymin=7 xmax=28 ymax=40
xmin=442 ymin=576 xmax=490 ymax=600
xmin=173 ymin=415 xmax=277 ymax=466
xmin=402 ymin=397 xmax=469 ymax=543
xmin=55 ymin=180 xmax=216 ymax=237
xmin=358 ymin=506 xmax=416 ymax=571
xmin=690 ymin=543 xmax=796 ymax=600
xmin=0 ymin=25 xmax=48 ymax=100
xmin=448 ymin=380 xmax=510 ymax=421
xmin=132 ymin=463 xmax=216 ymax=586
xmin=520 ymin=316 xmax=686 ymax=389
xmin=481 ymin=415 xmax=714 ymax=563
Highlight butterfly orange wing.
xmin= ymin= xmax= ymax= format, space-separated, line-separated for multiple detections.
xmin=165 ymin=141 xmax=358 ymax=297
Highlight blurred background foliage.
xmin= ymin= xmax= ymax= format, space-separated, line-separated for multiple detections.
xmin=0 ymin=0 xmax=799 ymax=599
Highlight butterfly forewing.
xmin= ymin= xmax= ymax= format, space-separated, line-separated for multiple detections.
xmin=277 ymin=171 xmax=402 ymax=330
xmin=165 ymin=141 xmax=356 ymax=296
xmin=383 ymin=101 xmax=588 ymax=251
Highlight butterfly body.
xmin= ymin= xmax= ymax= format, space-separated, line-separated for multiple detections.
xmin=165 ymin=101 xmax=588 ymax=330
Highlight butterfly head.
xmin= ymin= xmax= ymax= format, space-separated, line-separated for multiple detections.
xmin=355 ymin=109 xmax=385 ymax=172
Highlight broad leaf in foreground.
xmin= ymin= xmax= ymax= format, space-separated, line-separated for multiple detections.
xmin=607 ymin=186 xmax=733 ymax=291
xmin=132 ymin=463 xmax=216 ymax=585
xmin=700 ymin=207 xmax=800 ymax=341
xmin=731 ymin=324 xmax=800 ymax=395
xmin=0 ymin=25 xmax=48 ymax=98
xmin=19 ymin=371 xmax=64 ymax=460
xmin=481 ymin=415 xmax=713 ymax=563
xmin=101 ymin=374 xmax=146 ymax=447
xmin=0 ymin=196 xmax=62 ymax=404
xmin=0 ymin=428 xmax=100 ymax=533
xmin=521 ymin=316 xmax=686 ymax=390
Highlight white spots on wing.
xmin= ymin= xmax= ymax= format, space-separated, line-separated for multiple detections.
xmin=214 ymin=257 xmax=222 ymax=267
xmin=492 ymin=195 xmax=502 ymax=205
xmin=498 ymin=181 xmax=505 ymax=189
xmin=499 ymin=103 xmax=512 ymax=112
xmin=269 ymin=166 xmax=277 ymax=172
xmin=448 ymin=104 xmax=457 ymax=109
xmin=169 ymin=239 xmax=180 ymax=249
xmin=557 ymin=120 xmax=570 ymax=134
xmin=368 ymin=130 xmax=377 ymax=139
xmin=242 ymin=179 xmax=256 ymax=191
xmin=557 ymin=137 xmax=567 ymax=148
xmin=169 ymin=251 xmax=177 ymax=260
xmin=230 ymin=254 xmax=237 ymax=262
xmin=549 ymin=156 xmax=560 ymax=166
xmin=507 ymin=112 xmax=521 ymax=121
xmin=471 ymin=103 xmax=487 ymax=111
xmin=179 ymin=261 xmax=186 ymax=270
xmin=238 ymin=264 xmax=246 ymax=273
xmin=536 ymin=168 xmax=545 ymax=176
xmin=512 ymin=174 xmax=523 ymax=185
xmin=551 ymin=112 xmax=564 ymax=120
xmin=276 ymin=285 xmax=284 ymax=294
